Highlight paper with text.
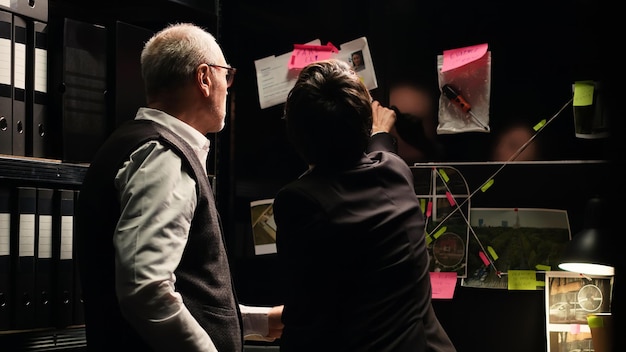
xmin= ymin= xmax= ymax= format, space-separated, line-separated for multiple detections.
xmin=255 ymin=37 xmax=377 ymax=109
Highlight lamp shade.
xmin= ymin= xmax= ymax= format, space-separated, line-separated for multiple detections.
xmin=558 ymin=197 xmax=614 ymax=276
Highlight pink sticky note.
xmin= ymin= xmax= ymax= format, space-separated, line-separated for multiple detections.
xmin=426 ymin=201 xmax=433 ymax=218
xmin=478 ymin=251 xmax=490 ymax=266
xmin=288 ymin=43 xmax=338 ymax=69
xmin=445 ymin=191 xmax=455 ymax=206
xmin=430 ymin=271 xmax=457 ymax=299
xmin=441 ymin=43 xmax=488 ymax=72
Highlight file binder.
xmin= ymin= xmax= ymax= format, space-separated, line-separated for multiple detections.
xmin=71 ymin=190 xmax=83 ymax=325
xmin=11 ymin=186 xmax=36 ymax=329
xmin=35 ymin=187 xmax=54 ymax=328
xmin=2 ymin=0 xmax=49 ymax=22
xmin=0 ymin=186 xmax=12 ymax=330
xmin=0 ymin=10 xmax=12 ymax=155
xmin=27 ymin=21 xmax=48 ymax=158
xmin=11 ymin=14 xmax=27 ymax=156
xmin=53 ymin=189 xmax=74 ymax=328
xmin=49 ymin=18 xmax=108 ymax=162
xmin=113 ymin=21 xmax=152 ymax=127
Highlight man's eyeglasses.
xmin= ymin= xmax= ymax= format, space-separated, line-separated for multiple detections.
xmin=208 ymin=64 xmax=237 ymax=88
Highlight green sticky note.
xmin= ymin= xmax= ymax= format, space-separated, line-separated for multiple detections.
xmin=433 ymin=226 xmax=447 ymax=239
xmin=487 ymin=246 xmax=499 ymax=261
xmin=507 ymin=270 xmax=538 ymax=290
xmin=480 ymin=179 xmax=494 ymax=192
xmin=587 ymin=315 xmax=604 ymax=328
xmin=535 ymin=264 xmax=551 ymax=271
xmin=573 ymin=81 xmax=594 ymax=107
xmin=438 ymin=168 xmax=450 ymax=183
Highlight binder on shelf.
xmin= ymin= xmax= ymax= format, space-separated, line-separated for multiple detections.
xmin=11 ymin=186 xmax=37 ymax=329
xmin=49 ymin=18 xmax=109 ymax=162
xmin=0 ymin=186 xmax=12 ymax=330
xmin=113 ymin=21 xmax=152 ymax=127
xmin=27 ymin=21 xmax=49 ymax=158
xmin=53 ymin=189 xmax=74 ymax=328
xmin=0 ymin=10 xmax=12 ymax=155
xmin=0 ymin=0 xmax=48 ymax=22
xmin=71 ymin=190 xmax=83 ymax=326
xmin=11 ymin=14 xmax=27 ymax=156
xmin=35 ymin=187 xmax=54 ymax=328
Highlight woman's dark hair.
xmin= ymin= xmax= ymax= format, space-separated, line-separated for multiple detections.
xmin=283 ymin=59 xmax=372 ymax=168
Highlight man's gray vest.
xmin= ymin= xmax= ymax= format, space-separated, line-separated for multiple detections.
xmin=75 ymin=119 xmax=243 ymax=351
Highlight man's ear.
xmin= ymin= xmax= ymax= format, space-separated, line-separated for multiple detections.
xmin=198 ymin=64 xmax=212 ymax=96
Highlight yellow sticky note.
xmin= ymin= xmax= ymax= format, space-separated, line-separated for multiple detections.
xmin=507 ymin=270 xmax=538 ymax=290
xmin=481 ymin=179 xmax=494 ymax=192
xmin=535 ymin=264 xmax=551 ymax=271
xmin=433 ymin=226 xmax=447 ymax=239
xmin=573 ymin=81 xmax=595 ymax=107
xmin=487 ymin=246 xmax=498 ymax=261
xmin=438 ymin=169 xmax=450 ymax=183
xmin=587 ymin=315 xmax=604 ymax=328
xmin=533 ymin=119 xmax=546 ymax=131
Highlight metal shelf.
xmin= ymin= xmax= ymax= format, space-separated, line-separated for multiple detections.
xmin=0 ymin=156 xmax=87 ymax=186
xmin=0 ymin=326 xmax=86 ymax=351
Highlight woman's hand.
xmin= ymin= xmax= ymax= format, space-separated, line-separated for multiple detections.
xmin=371 ymin=100 xmax=396 ymax=135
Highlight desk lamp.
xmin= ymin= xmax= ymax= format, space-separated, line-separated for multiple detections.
xmin=558 ymin=197 xmax=614 ymax=276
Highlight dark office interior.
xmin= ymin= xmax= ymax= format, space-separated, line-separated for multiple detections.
xmin=0 ymin=0 xmax=620 ymax=351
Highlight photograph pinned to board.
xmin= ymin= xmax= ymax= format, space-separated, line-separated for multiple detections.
xmin=545 ymin=271 xmax=613 ymax=352
xmin=462 ymin=208 xmax=571 ymax=289
xmin=336 ymin=37 xmax=378 ymax=91
xmin=250 ymin=199 xmax=277 ymax=255
xmin=411 ymin=165 xmax=471 ymax=278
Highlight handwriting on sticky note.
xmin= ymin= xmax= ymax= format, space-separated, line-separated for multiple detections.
xmin=573 ymin=81 xmax=595 ymax=107
xmin=441 ymin=43 xmax=488 ymax=72
xmin=430 ymin=271 xmax=457 ymax=299
xmin=288 ymin=43 xmax=338 ymax=70
xmin=508 ymin=270 xmax=538 ymax=290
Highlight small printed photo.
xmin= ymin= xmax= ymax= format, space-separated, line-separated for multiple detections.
xmin=250 ymin=199 xmax=277 ymax=255
xmin=544 ymin=271 xmax=614 ymax=352
xmin=350 ymin=50 xmax=365 ymax=72
xmin=547 ymin=275 xmax=612 ymax=324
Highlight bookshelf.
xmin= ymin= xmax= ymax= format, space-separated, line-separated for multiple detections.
xmin=0 ymin=1 xmax=221 ymax=351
